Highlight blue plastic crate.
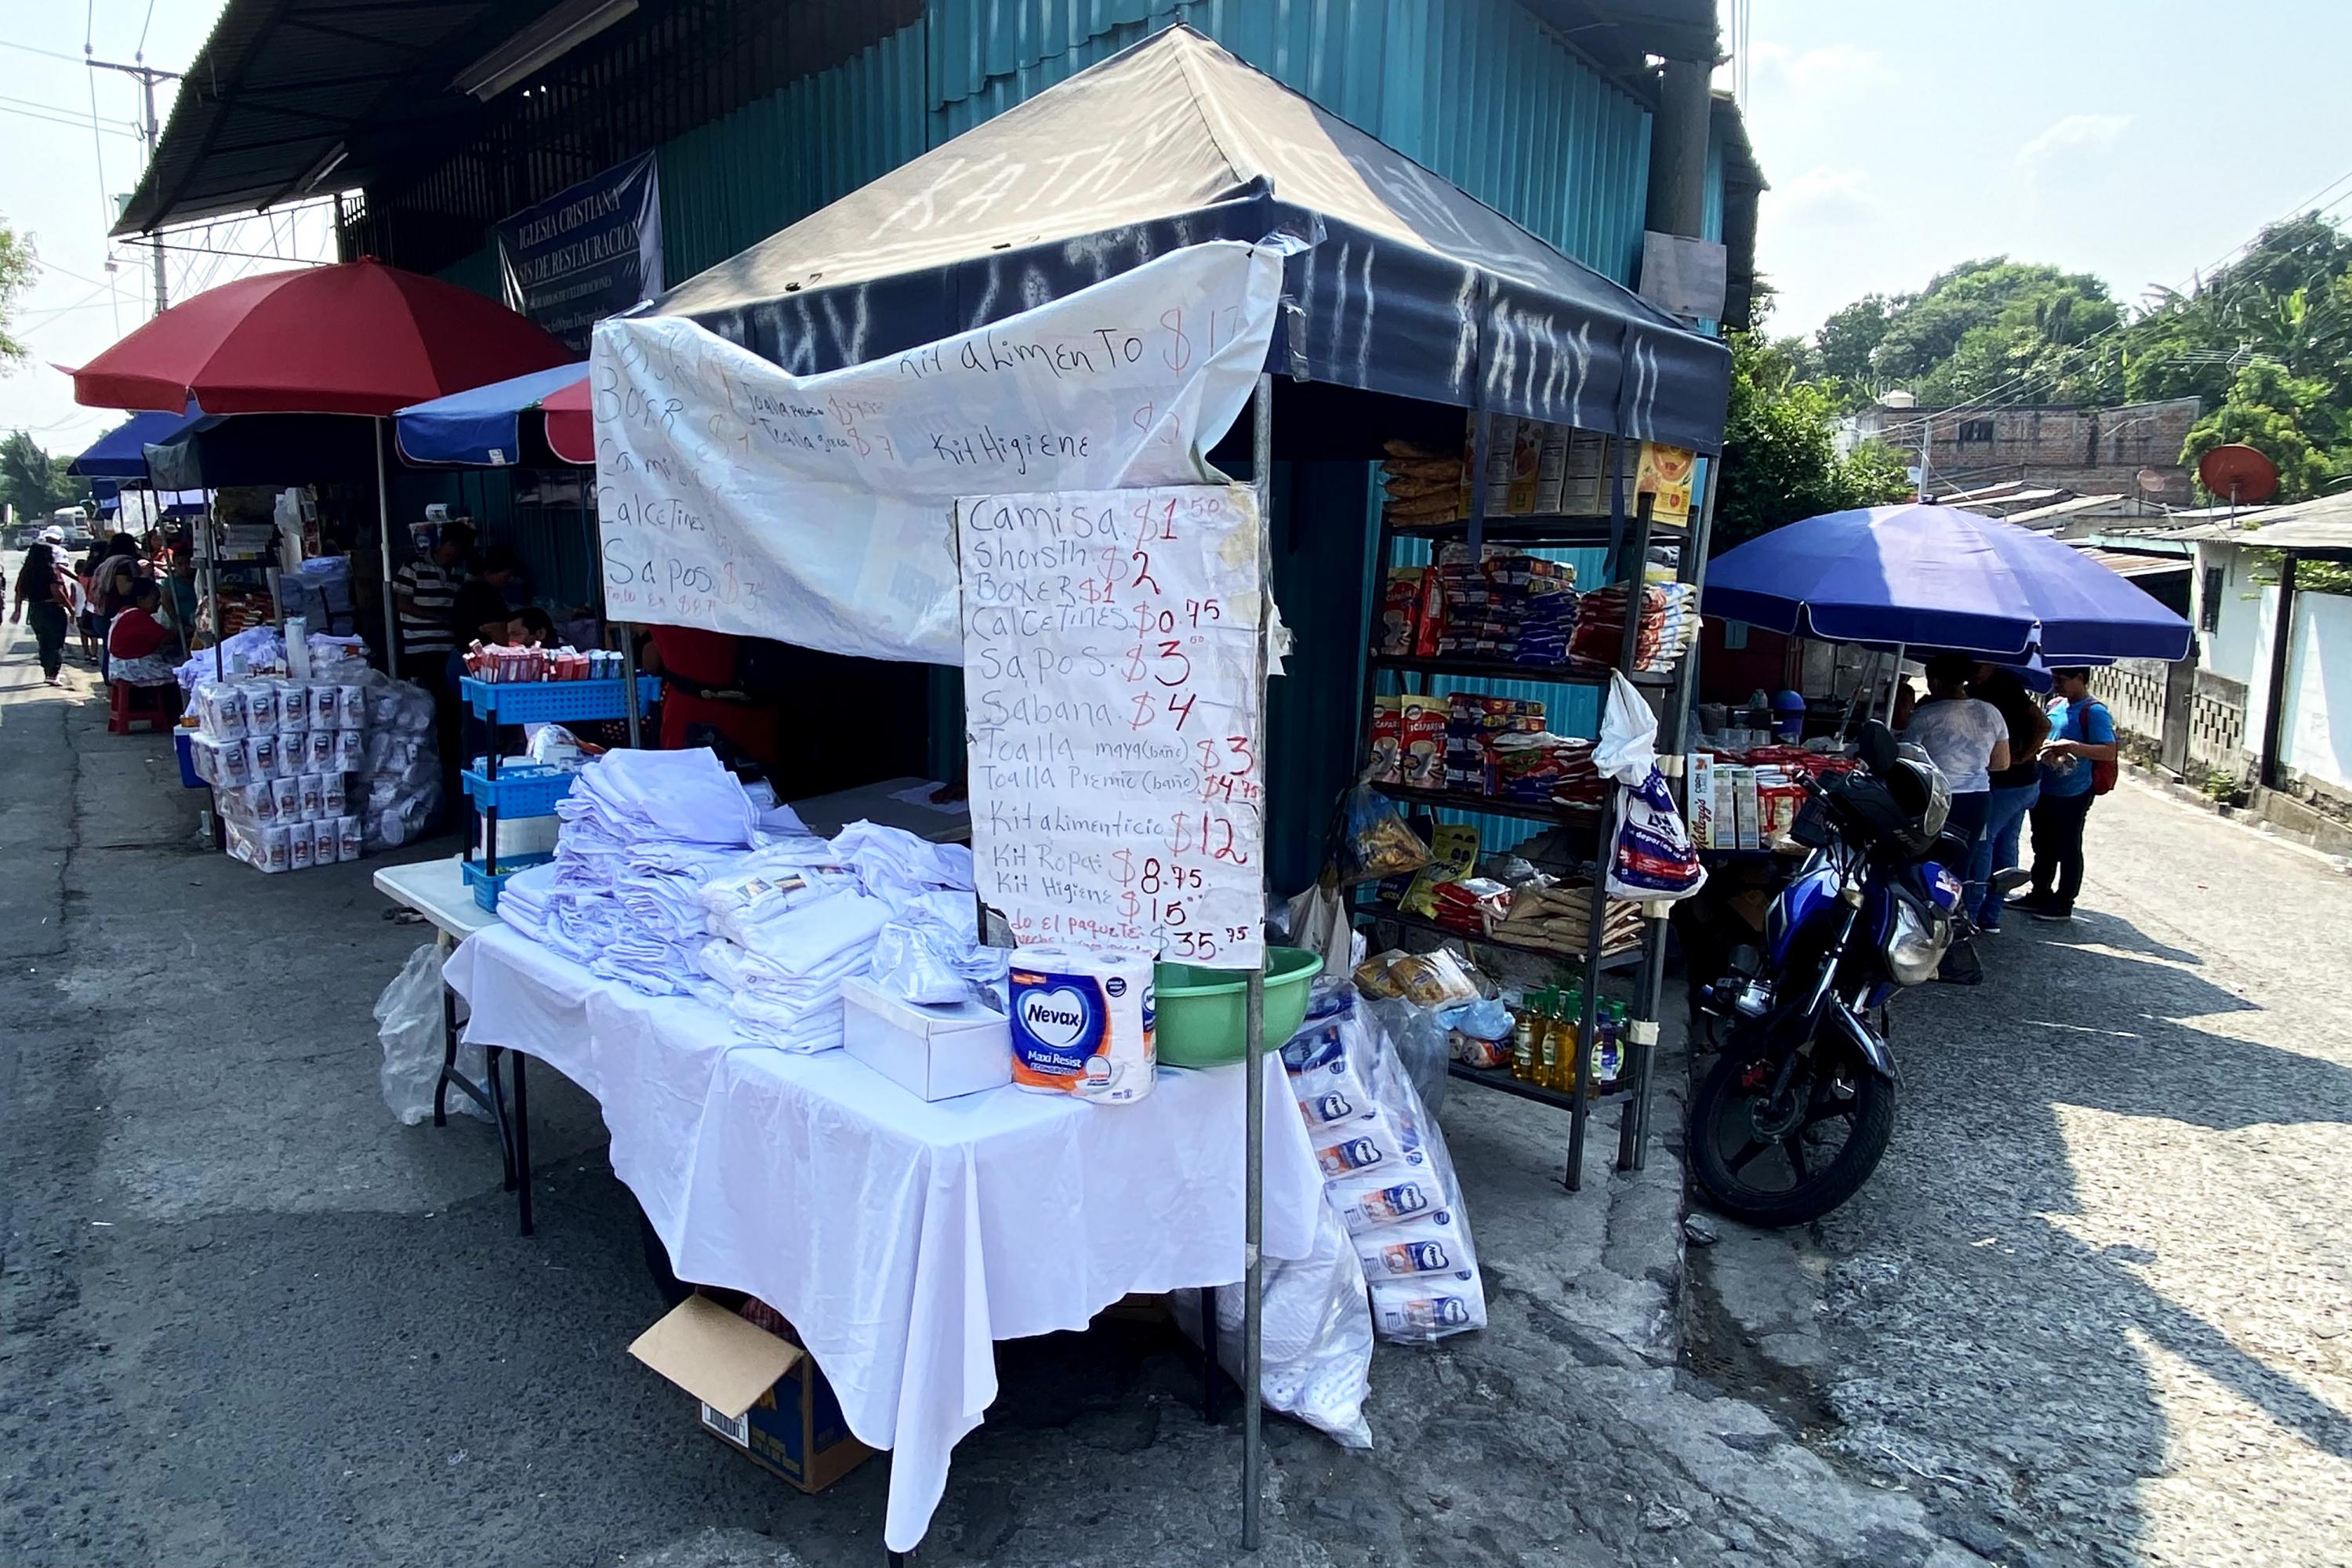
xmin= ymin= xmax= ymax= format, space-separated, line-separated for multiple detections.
xmin=461 ymin=674 xmax=650 ymax=724
xmin=461 ymin=853 xmax=554 ymax=913
xmin=173 ymin=730 xmax=206 ymax=789
xmin=461 ymin=764 xmax=579 ymax=818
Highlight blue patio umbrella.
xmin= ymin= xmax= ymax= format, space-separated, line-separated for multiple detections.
xmin=1702 ymin=504 xmax=2192 ymax=663
xmin=68 ymin=401 xmax=204 ymax=478
xmin=394 ymin=361 xmax=586 ymax=467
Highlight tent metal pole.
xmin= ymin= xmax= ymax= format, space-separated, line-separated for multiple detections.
xmin=619 ymin=622 xmax=643 ymax=748
xmin=206 ymin=499 xmax=223 ymax=684
xmin=375 ymin=417 xmax=399 ymax=676
xmin=1240 ymin=370 xmax=1272 ymax=1553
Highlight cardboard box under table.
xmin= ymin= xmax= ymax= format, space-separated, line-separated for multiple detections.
xmin=442 ymin=924 xmax=1325 ymax=1555
xmin=631 ymin=1293 xmax=873 ymax=1492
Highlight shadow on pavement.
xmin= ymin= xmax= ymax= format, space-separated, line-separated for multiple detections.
xmin=1692 ymin=900 xmax=2352 ymax=1563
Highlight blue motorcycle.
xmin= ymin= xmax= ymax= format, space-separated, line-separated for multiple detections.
xmin=1688 ymin=722 xmax=1989 ymax=1227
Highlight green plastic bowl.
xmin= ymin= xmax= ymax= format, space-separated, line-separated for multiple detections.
xmin=1153 ymin=947 xmax=1325 ymax=1068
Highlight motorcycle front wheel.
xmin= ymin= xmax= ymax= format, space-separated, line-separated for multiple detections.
xmin=1689 ymin=1044 xmax=1895 ymax=1227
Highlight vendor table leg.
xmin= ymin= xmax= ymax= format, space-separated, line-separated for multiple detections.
xmin=510 ymin=1049 xmax=534 ymax=1237
xmin=433 ymin=971 xmax=457 ymax=1128
xmin=483 ymin=1047 xmax=517 ymax=1194
xmin=1200 ymin=1286 xmax=1221 ymax=1424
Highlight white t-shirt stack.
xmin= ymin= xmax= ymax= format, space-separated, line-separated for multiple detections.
xmin=546 ymin=747 xmax=760 ymax=996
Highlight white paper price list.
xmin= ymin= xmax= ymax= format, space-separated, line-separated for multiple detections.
xmin=958 ymin=485 xmax=1265 ymax=967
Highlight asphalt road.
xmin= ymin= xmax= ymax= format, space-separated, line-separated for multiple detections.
xmin=0 ymin=590 xmax=2002 ymax=1568
xmin=1693 ymin=779 xmax=2352 ymax=1567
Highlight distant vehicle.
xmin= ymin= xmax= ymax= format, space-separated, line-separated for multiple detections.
xmin=53 ymin=507 xmax=95 ymax=550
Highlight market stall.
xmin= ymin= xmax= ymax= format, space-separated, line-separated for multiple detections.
xmin=1679 ymin=503 xmax=2196 ymax=969
xmin=67 ymin=258 xmax=575 ymax=674
xmin=419 ymin=23 xmax=1730 ymax=1561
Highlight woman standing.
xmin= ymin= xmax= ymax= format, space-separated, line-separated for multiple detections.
xmin=1968 ymin=666 xmax=2049 ymax=934
xmin=10 ymin=543 xmax=73 ymax=685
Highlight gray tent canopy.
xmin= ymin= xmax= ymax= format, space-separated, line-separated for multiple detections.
xmin=657 ymin=25 xmax=1730 ymax=454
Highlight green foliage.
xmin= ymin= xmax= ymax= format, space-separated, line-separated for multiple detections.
xmin=0 ymin=216 xmax=31 ymax=367
xmin=1808 ymin=258 xmax=2124 ymax=407
xmin=0 ymin=431 xmax=82 ymax=522
xmin=1713 ymin=331 xmax=1915 ymax=554
xmin=2181 ymin=360 xmax=2342 ymax=502
xmin=1806 ymin=212 xmax=2352 ymax=500
xmin=2200 ymin=768 xmax=2246 ymax=805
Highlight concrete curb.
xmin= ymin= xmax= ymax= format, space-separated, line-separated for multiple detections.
xmin=2119 ymin=760 xmax=2352 ymax=862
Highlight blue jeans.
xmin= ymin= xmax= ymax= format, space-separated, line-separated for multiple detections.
xmin=1971 ymin=781 xmax=2039 ymax=926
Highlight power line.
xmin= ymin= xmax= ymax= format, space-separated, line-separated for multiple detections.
xmin=0 ymin=35 xmax=87 ymax=64
xmin=135 ymin=0 xmax=155 ymax=62
xmin=0 ymin=100 xmax=140 ymax=139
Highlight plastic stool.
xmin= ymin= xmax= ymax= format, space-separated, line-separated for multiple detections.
xmin=107 ymin=681 xmax=175 ymax=735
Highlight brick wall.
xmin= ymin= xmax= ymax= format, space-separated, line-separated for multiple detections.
xmin=1857 ymin=397 xmax=2202 ymax=504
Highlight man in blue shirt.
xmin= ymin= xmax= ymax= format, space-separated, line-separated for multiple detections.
xmin=2013 ymin=667 xmax=2118 ymax=923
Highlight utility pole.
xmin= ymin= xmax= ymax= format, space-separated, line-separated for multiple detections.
xmin=86 ymin=56 xmax=180 ymax=315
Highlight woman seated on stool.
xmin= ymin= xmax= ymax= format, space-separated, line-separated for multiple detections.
xmin=106 ymin=580 xmax=180 ymax=688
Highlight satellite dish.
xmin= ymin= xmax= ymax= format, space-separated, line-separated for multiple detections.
xmin=2198 ymin=443 xmax=2279 ymax=506
xmin=2136 ymin=466 xmax=2168 ymax=496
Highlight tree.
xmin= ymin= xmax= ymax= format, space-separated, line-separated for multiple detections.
xmin=2180 ymin=359 xmax=2341 ymax=502
xmin=0 ymin=431 xmax=82 ymax=521
xmin=1713 ymin=331 xmax=1915 ymax=553
xmin=0 ymin=216 xmax=33 ymax=368
xmin=1816 ymin=294 xmax=1893 ymax=387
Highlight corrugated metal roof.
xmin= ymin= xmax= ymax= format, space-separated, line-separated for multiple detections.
xmin=2230 ymin=490 xmax=2352 ymax=553
xmin=2005 ymin=494 xmax=2125 ymax=526
xmin=114 ymin=0 xmax=532 ymax=234
xmin=2076 ymin=548 xmax=2190 ymax=580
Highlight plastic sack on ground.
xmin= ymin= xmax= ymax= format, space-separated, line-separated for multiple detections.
xmin=1361 ymin=994 xmax=1452 ymax=1118
xmin=1173 ymin=1194 xmax=1375 ymax=1450
xmin=376 ymin=944 xmax=488 ymax=1125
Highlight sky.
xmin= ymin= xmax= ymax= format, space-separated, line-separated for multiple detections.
xmin=0 ymin=2 xmax=338 ymax=460
xmin=1727 ymin=0 xmax=2352 ymax=341
xmin=5 ymin=2 xmax=2352 ymax=462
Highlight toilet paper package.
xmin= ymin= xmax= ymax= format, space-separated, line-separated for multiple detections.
xmin=1007 ymin=944 xmax=1156 ymax=1104
xmin=310 ymin=818 xmax=339 ymax=867
xmin=1352 ymin=1209 xmax=1474 ymax=1281
xmin=271 ymin=776 xmax=302 ymax=822
xmin=1279 ymin=978 xmax=1486 ymax=1345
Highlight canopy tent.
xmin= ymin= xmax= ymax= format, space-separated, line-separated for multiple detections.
xmin=554 ymin=24 xmax=1728 ymax=460
xmin=71 ymin=402 xmax=205 ymax=479
xmin=1704 ymin=504 xmax=2193 ymax=665
xmin=143 ymin=414 xmax=383 ymax=492
xmin=394 ymin=363 xmax=588 ymax=468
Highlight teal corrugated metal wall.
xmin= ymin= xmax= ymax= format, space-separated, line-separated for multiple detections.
xmin=656 ymin=23 xmax=931 ymax=281
xmin=924 ymin=0 xmax=1653 ymax=284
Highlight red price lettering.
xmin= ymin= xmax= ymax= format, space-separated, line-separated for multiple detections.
xmin=1131 ymin=548 xmax=1161 ymax=596
xmin=1167 ymin=691 xmax=1197 ymax=729
xmin=1155 ymin=641 xmax=1192 ymax=686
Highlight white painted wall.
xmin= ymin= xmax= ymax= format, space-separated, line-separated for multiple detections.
xmin=2194 ymin=542 xmax=2267 ymax=683
xmin=2241 ymin=578 xmax=2352 ymax=796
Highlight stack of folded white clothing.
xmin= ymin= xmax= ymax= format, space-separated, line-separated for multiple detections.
xmin=495 ymin=861 xmax=561 ymax=947
xmin=542 ymin=749 xmax=762 ymax=996
xmin=689 ymin=822 xmax=978 ymax=1052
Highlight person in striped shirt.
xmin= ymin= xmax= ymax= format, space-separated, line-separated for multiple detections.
xmin=392 ymin=521 xmax=471 ymax=679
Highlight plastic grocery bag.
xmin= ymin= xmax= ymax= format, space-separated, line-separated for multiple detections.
xmin=1284 ymin=880 xmax=1358 ymax=977
xmin=376 ymin=944 xmax=489 ymax=1125
xmin=1174 ymin=1196 xmax=1376 ymax=1450
xmin=1595 ymin=671 xmax=1704 ymax=905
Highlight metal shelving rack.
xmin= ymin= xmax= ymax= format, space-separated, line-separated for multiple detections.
xmin=1351 ymin=415 xmax=1712 ymax=1189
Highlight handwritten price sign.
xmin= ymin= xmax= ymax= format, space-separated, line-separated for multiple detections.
xmin=959 ymin=485 xmax=1265 ymax=969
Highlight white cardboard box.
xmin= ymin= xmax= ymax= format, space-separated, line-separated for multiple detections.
xmin=842 ymin=975 xmax=1012 ymax=1102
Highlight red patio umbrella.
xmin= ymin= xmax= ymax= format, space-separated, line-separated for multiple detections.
xmin=68 ymin=259 xmax=574 ymax=673
xmin=543 ymin=375 xmax=595 ymax=466
xmin=69 ymin=258 xmax=573 ymax=416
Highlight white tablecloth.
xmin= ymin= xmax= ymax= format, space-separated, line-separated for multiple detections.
xmin=444 ymin=924 xmax=1323 ymax=1552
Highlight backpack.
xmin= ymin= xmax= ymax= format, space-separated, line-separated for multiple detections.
xmin=2081 ymin=699 xmax=2118 ymax=796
